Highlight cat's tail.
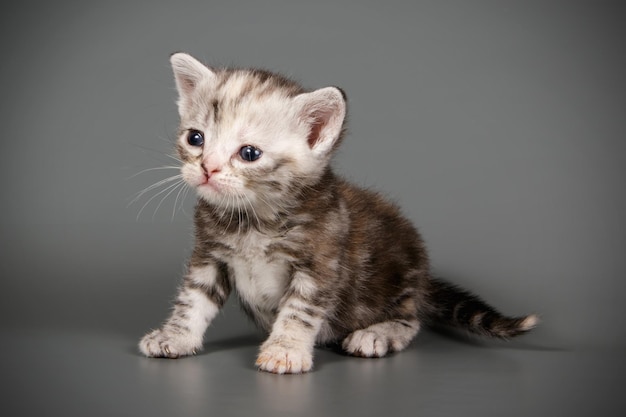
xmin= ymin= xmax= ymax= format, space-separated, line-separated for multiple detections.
xmin=425 ymin=278 xmax=539 ymax=339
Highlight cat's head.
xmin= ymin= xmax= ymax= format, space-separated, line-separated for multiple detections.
xmin=170 ymin=53 xmax=346 ymax=220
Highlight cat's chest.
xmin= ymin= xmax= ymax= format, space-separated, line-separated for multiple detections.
xmin=216 ymin=230 xmax=292 ymax=317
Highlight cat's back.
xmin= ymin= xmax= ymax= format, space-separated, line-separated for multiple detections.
xmin=332 ymin=177 xmax=428 ymax=272
xmin=337 ymin=179 xmax=419 ymax=240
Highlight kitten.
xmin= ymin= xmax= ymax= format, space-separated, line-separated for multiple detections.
xmin=139 ymin=52 xmax=538 ymax=374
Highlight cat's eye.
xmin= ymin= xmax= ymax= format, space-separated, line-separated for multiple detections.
xmin=187 ymin=130 xmax=204 ymax=147
xmin=239 ymin=145 xmax=263 ymax=162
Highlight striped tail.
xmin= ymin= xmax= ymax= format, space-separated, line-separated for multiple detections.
xmin=427 ymin=278 xmax=539 ymax=339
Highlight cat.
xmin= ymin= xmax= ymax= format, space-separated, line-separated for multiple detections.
xmin=138 ymin=52 xmax=538 ymax=374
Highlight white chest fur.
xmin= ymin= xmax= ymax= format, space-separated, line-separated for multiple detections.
xmin=220 ymin=230 xmax=291 ymax=329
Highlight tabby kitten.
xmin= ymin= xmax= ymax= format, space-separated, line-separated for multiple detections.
xmin=139 ymin=52 xmax=538 ymax=374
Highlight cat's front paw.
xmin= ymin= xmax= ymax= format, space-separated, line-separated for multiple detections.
xmin=256 ymin=341 xmax=313 ymax=374
xmin=139 ymin=327 xmax=201 ymax=358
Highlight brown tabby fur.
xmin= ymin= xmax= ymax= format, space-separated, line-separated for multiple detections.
xmin=139 ymin=53 xmax=537 ymax=373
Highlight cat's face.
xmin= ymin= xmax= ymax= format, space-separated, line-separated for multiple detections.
xmin=170 ymin=53 xmax=346 ymax=220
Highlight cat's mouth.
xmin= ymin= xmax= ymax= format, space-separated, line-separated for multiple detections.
xmin=198 ymin=178 xmax=225 ymax=194
xmin=187 ymin=169 xmax=243 ymax=202
xmin=196 ymin=176 xmax=240 ymax=200
xmin=195 ymin=184 xmax=224 ymax=205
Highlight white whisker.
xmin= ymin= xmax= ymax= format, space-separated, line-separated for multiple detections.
xmin=163 ymin=153 xmax=183 ymax=164
xmin=172 ymin=182 xmax=189 ymax=220
xmin=225 ymin=194 xmax=235 ymax=232
xmin=136 ymin=178 xmax=184 ymax=221
xmin=255 ymin=194 xmax=285 ymax=221
xmin=179 ymin=184 xmax=192 ymax=217
xmin=242 ymin=193 xmax=262 ymax=230
xmin=237 ymin=195 xmax=245 ymax=235
xmin=215 ymin=192 xmax=228 ymax=224
xmin=126 ymin=166 xmax=180 ymax=180
xmin=128 ymin=174 xmax=183 ymax=207
xmin=152 ymin=180 xmax=185 ymax=221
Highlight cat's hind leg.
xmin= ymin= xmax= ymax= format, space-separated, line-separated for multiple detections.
xmin=342 ymin=319 xmax=420 ymax=358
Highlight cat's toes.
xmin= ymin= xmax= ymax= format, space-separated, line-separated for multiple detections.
xmin=256 ymin=342 xmax=313 ymax=374
xmin=139 ymin=328 xmax=201 ymax=358
xmin=342 ymin=329 xmax=390 ymax=358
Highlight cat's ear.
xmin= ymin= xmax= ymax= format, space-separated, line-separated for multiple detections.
xmin=170 ymin=52 xmax=216 ymax=99
xmin=293 ymin=87 xmax=346 ymax=156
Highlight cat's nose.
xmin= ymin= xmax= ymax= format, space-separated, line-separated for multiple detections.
xmin=201 ymin=162 xmax=221 ymax=178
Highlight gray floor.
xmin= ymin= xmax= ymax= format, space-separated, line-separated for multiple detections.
xmin=2 ymin=1 xmax=626 ymax=416
xmin=1 ymin=224 xmax=624 ymax=417
xmin=3 ymin=320 xmax=624 ymax=417
xmin=2 ymin=223 xmax=624 ymax=417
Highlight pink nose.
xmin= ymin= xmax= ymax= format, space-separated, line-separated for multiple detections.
xmin=201 ymin=162 xmax=221 ymax=178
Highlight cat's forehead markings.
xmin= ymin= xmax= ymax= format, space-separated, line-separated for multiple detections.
xmin=217 ymin=70 xmax=299 ymax=105
xmin=220 ymin=72 xmax=259 ymax=102
xmin=212 ymin=100 xmax=219 ymax=121
xmin=204 ymin=99 xmax=219 ymax=125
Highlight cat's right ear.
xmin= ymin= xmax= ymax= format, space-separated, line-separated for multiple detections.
xmin=170 ymin=52 xmax=216 ymax=100
xmin=293 ymin=87 xmax=347 ymax=157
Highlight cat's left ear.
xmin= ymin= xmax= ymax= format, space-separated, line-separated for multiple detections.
xmin=170 ymin=52 xmax=216 ymax=100
xmin=293 ymin=87 xmax=346 ymax=156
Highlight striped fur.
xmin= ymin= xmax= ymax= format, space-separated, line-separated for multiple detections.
xmin=138 ymin=53 xmax=538 ymax=373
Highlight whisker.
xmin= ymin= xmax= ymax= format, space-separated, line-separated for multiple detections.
xmin=136 ymin=179 xmax=184 ymax=221
xmin=131 ymin=144 xmax=179 ymax=164
xmin=163 ymin=153 xmax=183 ymax=164
xmin=156 ymin=133 xmax=177 ymax=145
xmin=242 ymin=193 xmax=262 ymax=231
xmin=215 ymin=193 xmax=228 ymax=224
xmin=238 ymin=195 xmax=245 ymax=235
xmin=172 ymin=182 xmax=189 ymax=220
xmin=152 ymin=180 xmax=185 ymax=221
xmin=126 ymin=166 xmax=180 ymax=180
xmin=233 ymin=195 xmax=240 ymax=234
xmin=225 ymin=194 xmax=235 ymax=232
xmin=232 ymin=195 xmax=239 ymax=233
xmin=255 ymin=194 xmax=286 ymax=220
xmin=179 ymin=184 xmax=193 ymax=217
xmin=235 ymin=195 xmax=241 ymax=235
xmin=128 ymin=174 xmax=183 ymax=207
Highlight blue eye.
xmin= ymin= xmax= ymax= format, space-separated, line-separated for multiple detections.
xmin=239 ymin=145 xmax=263 ymax=162
xmin=187 ymin=130 xmax=204 ymax=147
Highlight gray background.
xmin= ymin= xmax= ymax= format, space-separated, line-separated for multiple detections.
xmin=1 ymin=1 xmax=625 ymax=416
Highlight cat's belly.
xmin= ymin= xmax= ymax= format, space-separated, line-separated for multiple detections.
xmin=228 ymin=255 xmax=291 ymax=331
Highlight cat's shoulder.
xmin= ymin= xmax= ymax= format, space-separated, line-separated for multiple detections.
xmin=337 ymin=178 xmax=401 ymax=213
